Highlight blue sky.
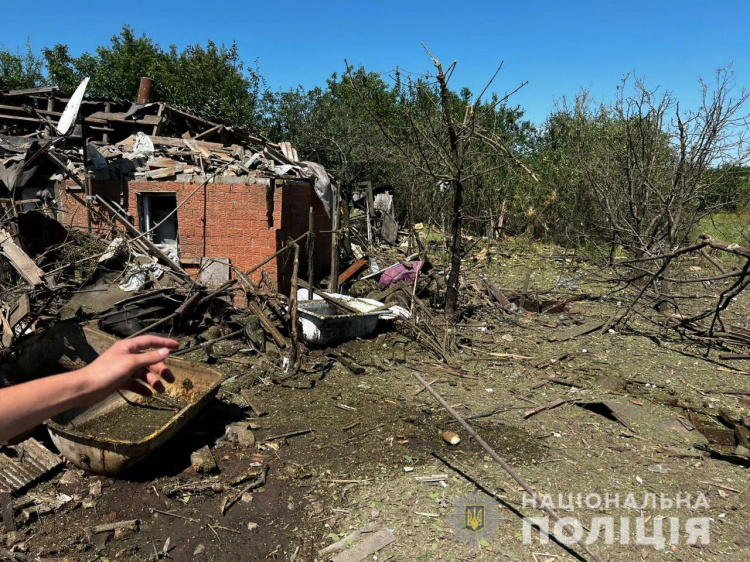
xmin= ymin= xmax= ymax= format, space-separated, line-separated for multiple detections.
xmin=1 ymin=0 xmax=748 ymax=125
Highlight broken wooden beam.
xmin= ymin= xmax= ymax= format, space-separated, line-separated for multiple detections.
xmin=330 ymin=528 xmax=396 ymax=562
xmin=523 ymin=398 xmax=566 ymax=419
xmin=297 ymin=280 xmax=360 ymax=314
xmin=338 ymin=257 xmax=369 ymax=286
xmin=92 ymin=519 xmax=139 ymax=534
xmin=485 ymin=280 xmax=514 ymax=312
xmin=0 ymin=229 xmax=45 ymax=287
xmin=247 ymin=301 xmax=287 ymax=349
xmin=319 ymin=522 xmax=379 ymax=558
xmin=548 ymin=320 xmax=604 ymax=342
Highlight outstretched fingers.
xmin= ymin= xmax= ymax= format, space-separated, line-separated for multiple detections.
xmin=145 ymin=361 xmax=175 ymax=384
xmin=131 ymin=367 xmax=168 ymax=394
xmin=130 ymin=348 xmax=173 ymax=372
xmin=124 ymin=335 xmax=179 ymax=354
xmin=123 ymin=377 xmax=153 ymax=397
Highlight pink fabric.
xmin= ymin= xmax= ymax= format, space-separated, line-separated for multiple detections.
xmin=378 ymin=261 xmax=425 ymax=290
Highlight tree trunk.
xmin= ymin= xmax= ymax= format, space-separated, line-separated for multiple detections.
xmin=445 ymin=177 xmax=463 ymax=321
xmin=340 ymin=183 xmax=353 ymax=257
xmin=430 ymin=55 xmax=463 ymax=323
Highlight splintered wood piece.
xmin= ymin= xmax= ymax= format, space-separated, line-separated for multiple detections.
xmin=247 ymin=301 xmax=287 ymax=349
xmin=338 ymin=258 xmax=369 ymax=285
xmin=523 ymin=398 xmax=566 ymax=419
xmin=548 ymin=320 xmax=604 ymax=342
xmin=485 ymin=280 xmax=513 ymax=311
xmin=93 ymin=519 xmax=139 ymax=534
xmin=0 ymin=229 xmax=45 ymax=287
xmin=240 ymin=390 xmax=267 ymax=417
xmin=330 ymin=528 xmax=396 ymax=562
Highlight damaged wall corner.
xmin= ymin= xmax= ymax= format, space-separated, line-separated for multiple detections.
xmin=59 ymin=176 xmax=332 ymax=296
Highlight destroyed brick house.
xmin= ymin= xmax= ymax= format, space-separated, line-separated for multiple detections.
xmin=0 ymin=78 xmax=333 ymax=295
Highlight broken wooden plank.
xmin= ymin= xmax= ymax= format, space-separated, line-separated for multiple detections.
xmin=338 ymin=258 xmax=369 ymax=285
xmin=93 ymin=519 xmax=139 ymax=534
xmin=485 ymin=280 xmax=514 ymax=312
xmin=0 ymin=311 xmax=13 ymax=348
xmin=88 ymin=111 xmax=161 ymax=126
xmin=297 ymin=280 xmax=360 ymax=314
xmin=548 ymin=320 xmax=604 ymax=342
xmin=8 ymin=293 xmax=29 ymax=328
xmin=183 ymin=138 xmax=213 ymax=159
xmin=147 ymin=135 xmax=243 ymax=154
xmin=719 ymin=353 xmax=750 ymax=360
xmin=414 ymin=474 xmax=448 ymax=483
xmin=0 ymin=229 xmax=44 ymax=287
xmin=193 ymin=124 xmax=224 ymax=141
xmin=319 ymin=522 xmax=379 ymax=558
xmin=247 ymin=300 xmax=287 ymax=349
xmin=144 ymin=166 xmax=180 ymax=180
xmin=524 ymin=398 xmax=566 ymax=419
xmin=240 ymin=389 xmax=267 ymax=417
xmin=1 ymin=293 xmax=30 ymax=347
xmin=330 ymin=528 xmax=396 ymax=562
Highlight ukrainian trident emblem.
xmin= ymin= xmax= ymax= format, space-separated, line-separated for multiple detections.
xmin=448 ymin=491 xmax=501 ymax=547
xmin=465 ymin=505 xmax=485 ymax=531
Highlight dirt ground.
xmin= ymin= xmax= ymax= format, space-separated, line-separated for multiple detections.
xmin=7 ymin=242 xmax=750 ymax=561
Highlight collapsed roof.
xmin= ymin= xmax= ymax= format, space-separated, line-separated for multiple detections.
xmin=0 ymin=81 xmax=333 ymax=215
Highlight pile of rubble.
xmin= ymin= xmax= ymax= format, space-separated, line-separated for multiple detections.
xmin=0 ymin=80 xmax=333 ymax=221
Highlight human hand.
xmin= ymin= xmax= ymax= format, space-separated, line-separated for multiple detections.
xmin=78 ymin=336 xmax=179 ymax=404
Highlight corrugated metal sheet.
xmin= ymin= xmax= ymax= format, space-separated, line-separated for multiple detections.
xmin=0 ymin=438 xmax=62 ymax=493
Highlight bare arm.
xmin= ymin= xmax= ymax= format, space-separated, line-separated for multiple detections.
xmin=0 ymin=335 xmax=178 ymax=444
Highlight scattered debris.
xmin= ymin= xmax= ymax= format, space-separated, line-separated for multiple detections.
xmin=191 ymin=446 xmax=218 ymax=474
xmin=318 ymin=521 xmax=379 ymax=558
xmin=441 ymin=430 xmax=461 ymax=446
xmin=0 ymin=438 xmax=62 ymax=493
xmin=225 ymin=423 xmax=256 ymax=448
xmin=548 ymin=320 xmax=604 ymax=342
xmin=329 ymin=528 xmax=396 ymax=562
xmin=523 ymin=398 xmax=566 ymax=419
xmin=220 ymin=465 xmax=267 ymax=515
xmin=92 ymin=519 xmax=139 ymax=534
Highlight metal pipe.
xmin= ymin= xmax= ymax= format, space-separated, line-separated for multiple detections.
xmin=308 ymin=206 xmax=314 ymax=300
xmin=137 ymin=77 xmax=156 ymax=104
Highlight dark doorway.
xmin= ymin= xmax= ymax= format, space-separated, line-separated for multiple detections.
xmin=141 ymin=193 xmax=178 ymax=246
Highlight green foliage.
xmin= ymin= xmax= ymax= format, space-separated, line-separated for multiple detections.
xmin=703 ymin=165 xmax=750 ymax=210
xmin=0 ymin=40 xmax=44 ymax=90
xmin=523 ymin=71 xmax=746 ymax=255
xmin=262 ymin=68 xmax=402 ymax=189
xmin=697 ymin=210 xmax=750 ymax=245
xmin=42 ymin=25 xmax=264 ymax=127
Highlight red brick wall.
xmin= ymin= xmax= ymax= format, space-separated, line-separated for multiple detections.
xmin=57 ymin=177 xmax=332 ymax=295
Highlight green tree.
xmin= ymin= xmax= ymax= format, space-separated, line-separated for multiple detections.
xmin=43 ymin=26 xmax=264 ymax=127
xmin=0 ymin=40 xmax=44 ymax=90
